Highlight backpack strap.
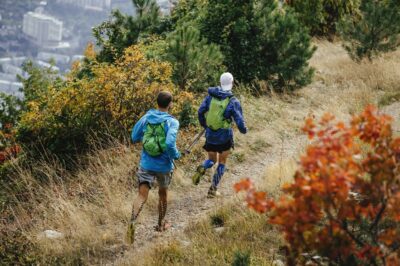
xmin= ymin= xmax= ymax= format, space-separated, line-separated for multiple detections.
xmin=223 ymin=96 xmax=235 ymax=123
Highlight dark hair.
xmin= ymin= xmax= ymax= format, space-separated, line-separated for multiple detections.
xmin=157 ymin=91 xmax=173 ymax=108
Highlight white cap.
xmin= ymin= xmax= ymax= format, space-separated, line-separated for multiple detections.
xmin=220 ymin=72 xmax=234 ymax=91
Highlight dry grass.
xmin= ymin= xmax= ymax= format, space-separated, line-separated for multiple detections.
xmin=139 ymin=158 xmax=298 ymax=266
xmin=6 ymin=143 xmax=190 ymax=264
xmin=308 ymin=40 xmax=400 ymax=115
xmin=142 ymin=203 xmax=283 ymax=266
xmin=140 ymin=41 xmax=400 ymax=266
xmin=4 ymin=41 xmax=400 ymax=265
xmin=311 ymin=40 xmax=400 ymax=91
xmin=261 ymin=159 xmax=298 ymax=195
xmin=7 ymin=144 xmax=137 ymax=263
xmin=2 ymin=138 xmax=194 ymax=264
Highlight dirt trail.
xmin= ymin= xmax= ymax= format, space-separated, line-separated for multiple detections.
xmin=105 ymin=101 xmax=399 ymax=266
xmin=106 ymin=131 xmax=307 ymax=265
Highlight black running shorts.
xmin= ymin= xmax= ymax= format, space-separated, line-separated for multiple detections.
xmin=203 ymin=139 xmax=234 ymax=153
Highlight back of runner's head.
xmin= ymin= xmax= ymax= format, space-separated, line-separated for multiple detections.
xmin=157 ymin=91 xmax=173 ymax=109
xmin=220 ymin=72 xmax=234 ymax=91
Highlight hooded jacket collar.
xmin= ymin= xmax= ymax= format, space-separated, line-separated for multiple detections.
xmin=208 ymin=87 xmax=233 ymax=100
xmin=145 ymin=109 xmax=173 ymax=124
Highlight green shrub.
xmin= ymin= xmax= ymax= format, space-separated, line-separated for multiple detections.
xmin=255 ymin=0 xmax=316 ymax=91
xmin=232 ymin=250 xmax=251 ymax=266
xmin=287 ymin=0 xmax=360 ymax=36
xmin=199 ymin=0 xmax=260 ymax=84
xmin=0 ymin=229 xmax=37 ymax=265
xmin=165 ymin=24 xmax=225 ymax=92
xmin=178 ymin=101 xmax=197 ymax=128
xmin=198 ymin=0 xmax=315 ymax=91
xmin=17 ymin=45 xmax=191 ymax=160
xmin=210 ymin=210 xmax=228 ymax=227
xmin=338 ymin=0 xmax=400 ymax=61
xmin=92 ymin=0 xmax=162 ymax=63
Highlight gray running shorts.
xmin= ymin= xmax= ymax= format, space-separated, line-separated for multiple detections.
xmin=136 ymin=167 xmax=172 ymax=189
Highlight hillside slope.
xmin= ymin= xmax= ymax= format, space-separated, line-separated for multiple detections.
xmin=7 ymin=41 xmax=400 ymax=265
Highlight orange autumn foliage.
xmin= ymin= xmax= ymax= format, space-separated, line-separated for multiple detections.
xmin=235 ymin=105 xmax=400 ymax=265
xmin=0 ymin=124 xmax=21 ymax=164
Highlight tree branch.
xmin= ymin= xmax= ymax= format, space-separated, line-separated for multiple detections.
xmin=369 ymin=200 xmax=386 ymax=232
xmin=341 ymin=219 xmax=365 ymax=247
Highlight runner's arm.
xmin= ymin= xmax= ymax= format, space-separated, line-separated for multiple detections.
xmin=166 ymin=119 xmax=181 ymax=160
xmin=230 ymin=99 xmax=247 ymax=134
xmin=131 ymin=116 xmax=146 ymax=143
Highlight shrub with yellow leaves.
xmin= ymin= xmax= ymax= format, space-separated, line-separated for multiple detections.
xmin=18 ymin=45 xmax=193 ymax=159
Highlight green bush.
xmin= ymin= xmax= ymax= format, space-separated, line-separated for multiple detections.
xmin=92 ymin=0 xmax=161 ymax=63
xmin=199 ymin=0 xmax=260 ymax=84
xmin=17 ymin=46 xmax=191 ymax=160
xmin=287 ymin=0 xmax=360 ymax=36
xmin=145 ymin=24 xmax=225 ymax=92
xmin=178 ymin=101 xmax=197 ymax=128
xmin=165 ymin=24 xmax=225 ymax=92
xmin=338 ymin=0 xmax=400 ymax=61
xmin=0 ymin=229 xmax=37 ymax=265
xmin=232 ymin=250 xmax=251 ymax=266
xmin=0 ymin=93 xmax=22 ymax=127
xmin=197 ymin=0 xmax=315 ymax=90
xmin=255 ymin=0 xmax=316 ymax=90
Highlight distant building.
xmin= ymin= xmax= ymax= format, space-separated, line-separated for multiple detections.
xmin=71 ymin=55 xmax=85 ymax=62
xmin=2 ymin=64 xmax=24 ymax=76
xmin=36 ymin=60 xmax=60 ymax=72
xmin=0 ymin=73 xmax=17 ymax=82
xmin=0 ymin=58 xmax=11 ymax=65
xmin=56 ymin=0 xmax=112 ymax=11
xmin=23 ymin=12 xmax=63 ymax=46
xmin=0 ymin=80 xmax=12 ymax=93
xmin=0 ymin=80 xmax=23 ymax=98
xmin=38 ymin=52 xmax=70 ymax=65
xmin=0 ymin=57 xmax=27 ymax=66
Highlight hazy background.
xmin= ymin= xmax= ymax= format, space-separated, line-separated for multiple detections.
xmin=0 ymin=0 xmax=172 ymax=96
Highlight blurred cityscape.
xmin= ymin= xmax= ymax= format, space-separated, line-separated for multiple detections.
xmin=0 ymin=0 xmax=174 ymax=97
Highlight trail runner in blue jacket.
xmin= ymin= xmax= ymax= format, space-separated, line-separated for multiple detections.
xmin=128 ymin=91 xmax=181 ymax=243
xmin=192 ymin=72 xmax=248 ymax=197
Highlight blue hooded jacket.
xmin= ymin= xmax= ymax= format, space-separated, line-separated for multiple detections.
xmin=131 ymin=109 xmax=181 ymax=173
xmin=198 ymin=87 xmax=247 ymax=145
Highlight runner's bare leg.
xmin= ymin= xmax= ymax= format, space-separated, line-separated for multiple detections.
xmin=208 ymin=151 xmax=218 ymax=162
xmin=130 ymin=183 xmax=150 ymax=222
xmin=158 ymin=187 xmax=168 ymax=230
xmin=218 ymin=150 xmax=230 ymax=165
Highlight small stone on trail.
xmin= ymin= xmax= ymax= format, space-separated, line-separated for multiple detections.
xmin=180 ymin=240 xmax=191 ymax=247
xmin=213 ymin=227 xmax=225 ymax=234
xmin=272 ymin=259 xmax=284 ymax=266
xmin=42 ymin=230 xmax=64 ymax=239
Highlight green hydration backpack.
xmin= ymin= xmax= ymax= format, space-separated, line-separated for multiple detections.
xmin=143 ymin=122 xmax=167 ymax=156
xmin=206 ymin=97 xmax=232 ymax=131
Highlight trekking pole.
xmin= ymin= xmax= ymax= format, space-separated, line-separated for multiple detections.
xmin=185 ymin=128 xmax=206 ymax=154
xmin=173 ymin=129 xmax=205 ymax=169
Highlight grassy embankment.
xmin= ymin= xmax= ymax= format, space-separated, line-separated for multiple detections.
xmin=140 ymin=40 xmax=400 ymax=265
xmin=4 ymin=40 xmax=400 ymax=265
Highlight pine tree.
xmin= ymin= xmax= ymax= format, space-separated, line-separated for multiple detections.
xmin=198 ymin=0 xmax=260 ymax=83
xmin=287 ymin=0 xmax=360 ymax=36
xmin=165 ymin=24 xmax=224 ymax=91
xmin=256 ymin=0 xmax=316 ymax=90
xmin=338 ymin=0 xmax=400 ymax=61
xmin=92 ymin=0 xmax=161 ymax=63
xmin=197 ymin=0 xmax=315 ymax=90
